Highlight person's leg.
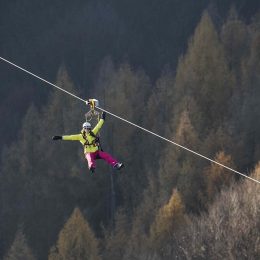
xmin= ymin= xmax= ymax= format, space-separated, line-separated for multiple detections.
xmin=85 ymin=152 xmax=97 ymax=171
xmin=98 ymin=151 xmax=118 ymax=167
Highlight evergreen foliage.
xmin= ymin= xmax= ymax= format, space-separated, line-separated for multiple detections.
xmin=205 ymin=151 xmax=234 ymax=202
xmin=103 ymin=210 xmax=129 ymax=260
xmin=4 ymin=227 xmax=36 ymax=260
xmin=149 ymin=190 xmax=186 ymax=250
xmin=0 ymin=4 xmax=259 ymax=260
xmin=221 ymin=7 xmax=250 ymax=77
xmin=158 ymin=108 xmax=200 ymax=207
xmin=48 ymin=207 xmax=100 ymax=260
xmin=174 ymin=11 xmax=234 ymax=133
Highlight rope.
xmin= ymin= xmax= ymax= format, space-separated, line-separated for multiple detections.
xmin=0 ymin=57 xmax=85 ymax=103
xmin=97 ymin=106 xmax=259 ymax=184
xmin=1 ymin=56 xmax=260 ymax=185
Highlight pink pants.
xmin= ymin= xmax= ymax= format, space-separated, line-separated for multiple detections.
xmin=85 ymin=150 xmax=118 ymax=169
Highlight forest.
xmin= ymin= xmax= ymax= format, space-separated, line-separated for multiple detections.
xmin=0 ymin=0 xmax=260 ymax=259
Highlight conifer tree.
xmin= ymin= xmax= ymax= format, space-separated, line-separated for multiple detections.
xmin=0 ymin=105 xmax=40 ymax=259
xmin=240 ymin=19 xmax=260 ymax=165
xmin=158 ymin=108 xmax=201 ymax=209
xmin=149 ymin=189 xmax=186 ymax=256
xmin=48 ymin=207 xmax=100 ymax=260
xmin=38 ymin=65 xmax=84 ymax=178
xmin=205 ymin=151 xmax=234 ymax=202
xmin=174 ymin=11 xmax=234 ymax=134
xmin=145 ymin=69 xmax=175 ymax=135
xmin=122 ymin=175 xmax=159 ymax=260
xmin=19 ymin=104 xmax=41 ymax=176
xmin=221 ymin=7 xmax=250 ymax=77
xmin=103 ymin=209 xmax=129 ymax=260
xmin=144 ymin=70 xmax=176 ymax=173
xmin=4 ymin=227 xmax=36 ymax=260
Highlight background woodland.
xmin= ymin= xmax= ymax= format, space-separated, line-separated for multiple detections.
xmin=0 ymin=0 xmax=260 ymax=259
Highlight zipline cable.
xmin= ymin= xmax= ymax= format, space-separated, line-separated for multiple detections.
xmin=0 ymin=57 xmax=85 ymax=103
xmin=97 ymin=106 xmax=260 ymax=184
xmin=1 ymin=56 xmax=260 ymax=185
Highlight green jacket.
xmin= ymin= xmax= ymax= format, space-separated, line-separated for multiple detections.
xmin=62 ymin=119 xmax=104 ymax=153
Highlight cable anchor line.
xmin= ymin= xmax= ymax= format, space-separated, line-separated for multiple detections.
xmin=1 ymin=56 xmax=260 ymax=185
xmin=0 ymin=56 xmax=85 ymax=103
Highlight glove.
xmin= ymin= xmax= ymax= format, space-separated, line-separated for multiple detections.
xmin=101 ymin=112 xmax=106 ymax=120
xmin=52 ymin=136 xmax=62 ymax=140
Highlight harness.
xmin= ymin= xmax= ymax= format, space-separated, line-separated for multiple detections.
xmin=82 ymin=130 xmax=101 ymax=149
xmin=83 ymin=99 xmax=103 ymax=151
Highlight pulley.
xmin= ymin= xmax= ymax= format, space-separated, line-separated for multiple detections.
xmin=85 ymin=98 xmax=100 ymax=122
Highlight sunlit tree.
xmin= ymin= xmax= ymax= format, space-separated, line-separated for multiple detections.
xmin=149 ymin=189 xmax=186 ymax=253
xmin=49 ymin=207 xmax=100 ymax=260
xmin=205 ymin=151 xmax=234 ymax=202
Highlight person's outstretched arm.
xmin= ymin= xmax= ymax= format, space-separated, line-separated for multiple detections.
xmin=92 ymin=112 xmax=106 ymax=135
xmin=52 ymin=134 xmax=82 ymax=141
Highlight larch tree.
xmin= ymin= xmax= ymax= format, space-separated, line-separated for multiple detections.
xmin=221 ymin=7 xmax=250 ymax=77
xmin=149 ymin=189 xmax=186 ymax=257
xmin=49 ymin=207 xmax=100 ymax=260
xmin=173 ymin=11 xmax=234 ymax=135
xmin=103 ymin=209 xmax=129 ymax=260
xmin=205 ymin=151 xmax=235 ymax=202
xmin=38 ymin=64 xmax=84 ymax=178
xmin=145 ymin=69 xmax=175 ymax=135
xmin=240 ymin=18 xmax=260 ymax=166
xmin=4 ymin=227 xmax=36 ymax=260
xmin=123 ymin=176 xmax=159 ymax=259
xmin=158 ymin=107 xmax=202 ymax=211
xmin=0 ymin=105 xmax=40 ymax=258
xmin=144 ymin=70 xmax=176 ymax=173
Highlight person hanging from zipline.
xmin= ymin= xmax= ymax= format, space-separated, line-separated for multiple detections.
xmin=52 ymin=111 xmax=124 ymax=173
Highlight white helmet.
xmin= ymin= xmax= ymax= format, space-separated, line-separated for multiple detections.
xmin=82 ymin=122 xmax=91 ymax=129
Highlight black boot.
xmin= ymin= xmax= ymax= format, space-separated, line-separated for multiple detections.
xmin=113 ymin=163 xmax=124 ymax=170
xmin=90 ymin=167 xmax=95 ymax=174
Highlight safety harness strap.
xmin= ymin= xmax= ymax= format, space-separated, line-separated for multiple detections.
xmin=82 ymin=131 xmax=100 ymax=148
